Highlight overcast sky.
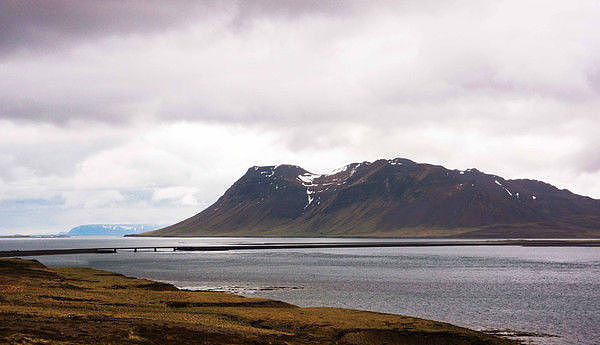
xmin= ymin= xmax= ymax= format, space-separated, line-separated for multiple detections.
xmin=1 ymin=0 xmax=599 ymax=234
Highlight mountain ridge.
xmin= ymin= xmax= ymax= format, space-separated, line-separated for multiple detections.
xmin=66 ymin=224 xmax=164 ymax=236
xmin=141 ymin=158 xmax=600 ymax=238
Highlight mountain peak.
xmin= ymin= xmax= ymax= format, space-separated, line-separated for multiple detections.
xmin=145 ymin=158 xmax=600 ymax=238
xmin=248 ymin=157 xmax=420 ymax=181
xmin=247 ymin=164 xmax=308 ymax=179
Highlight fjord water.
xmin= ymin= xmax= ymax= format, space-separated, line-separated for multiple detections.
xmin=2 ymin=237 xmax=599 ymax=345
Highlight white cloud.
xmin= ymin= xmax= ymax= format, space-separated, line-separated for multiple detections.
xmin=152 ymin=186 xmax=200 ymax=206
xmin=0 ymin=0 xmax=599 ymax=234
xmin=2 ymin=1 xmax=598 ymax=126
xmin=62 ymin=190 xmax=125 ymax=209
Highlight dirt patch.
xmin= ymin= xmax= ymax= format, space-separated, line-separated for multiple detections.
xmin=63 ymin=278 xmax=99 ymax=283
xmin=39 ymin=295 xmax=99 ymax=303
xmin=0 ymin=277 xmax=24 ymax=293
xmin=166 ymin=300 xmax=297 ymax=309
xmin=43 ymin=282 xmax=88 ymax=291
xmin=0 ymin=312 xmax=290 ymax=345
xmin=100 ymin=302 xmax=137 ymax=307
xmin=94 ymin=272 xmax=126 ymax=277
xmin=135 ymin=282 xmax=179 ymax=291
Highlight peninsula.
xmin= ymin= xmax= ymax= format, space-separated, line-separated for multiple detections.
xmin=0 ymin=258 xmax=517 ymax=345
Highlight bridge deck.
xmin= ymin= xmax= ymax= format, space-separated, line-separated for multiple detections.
xmin=1 ymin=239 xmax=599 ymax=257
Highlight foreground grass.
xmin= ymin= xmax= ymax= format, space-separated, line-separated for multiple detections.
xmin=0 ymin=258 xmax=519 ymax=345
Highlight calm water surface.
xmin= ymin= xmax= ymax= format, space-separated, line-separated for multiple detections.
xmin=2 ymin=237 xmax=598 ymax=345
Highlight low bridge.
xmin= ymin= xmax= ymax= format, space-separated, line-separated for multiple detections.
xmin=1 ymin=239 xmax=599 ymax=257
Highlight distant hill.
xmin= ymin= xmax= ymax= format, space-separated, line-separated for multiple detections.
xmin=66 ymin=224 xmax=164 ymax=236
xmin=140 ymin=158 xmax=600 ymax=238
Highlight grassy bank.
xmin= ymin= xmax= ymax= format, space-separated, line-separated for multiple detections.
xmin=0 ymin=258 xmax=518 ymax=345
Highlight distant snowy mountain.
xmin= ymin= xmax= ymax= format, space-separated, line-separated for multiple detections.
xmin=65 ymin=224 xmax=164 ymax=236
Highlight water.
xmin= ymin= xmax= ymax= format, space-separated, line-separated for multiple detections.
xmin=1 ymin=237 xmax=599 ymax=345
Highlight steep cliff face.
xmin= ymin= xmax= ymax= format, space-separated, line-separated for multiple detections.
xmin=143 ymin=158 xmax=600 ymax=238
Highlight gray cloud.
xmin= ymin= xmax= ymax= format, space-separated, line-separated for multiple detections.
xmin=1 ymin=0 xmax=598 ymax=126
xmin=0 ymin=0 xmax=360 ymax=57
xmin=0 ymin=0 xmax=210 ymax=56
xmin=1 ymin=0 xmax=600 ymax=234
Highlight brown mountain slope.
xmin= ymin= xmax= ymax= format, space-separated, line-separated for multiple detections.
xmin=142 ymin=158 xmax=600 ymax=238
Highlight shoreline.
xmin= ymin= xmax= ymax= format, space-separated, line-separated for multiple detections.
xmin=2 ymin=238 xmax=599 ymax=258
xmin=0 ymin=258 xmax=520 ymax=345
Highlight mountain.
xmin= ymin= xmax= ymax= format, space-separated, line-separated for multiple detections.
xmin=66 ymin=224 xmax=164 ymax=236
xmin=141 ymin=158 xmax=600 ymax=238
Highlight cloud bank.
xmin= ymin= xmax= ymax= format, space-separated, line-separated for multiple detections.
xmin=1 ymin=0 xmax=599 ymax=234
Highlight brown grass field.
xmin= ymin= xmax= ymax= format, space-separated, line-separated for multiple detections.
xmin=0 ymin=258 xmax=519 ymax=345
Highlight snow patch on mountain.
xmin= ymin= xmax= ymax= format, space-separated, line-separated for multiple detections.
xmin=297 ymin=173 xmax=321 ymax=186
xmin=305 ymin=189 xmax=316 ymax=208
xmin=329 ymin=165 xmax=350 ymax=175
xmin=388 ymin=159 xmax=403 ymax=166
xmin=260 ymin=170 xmax=274 ymax=177
xmin=349 ymin=163 xmax=361 ymax=177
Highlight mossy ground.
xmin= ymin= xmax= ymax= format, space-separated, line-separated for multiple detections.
xmin=0 ymin=258 xmax=519 ymax=345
